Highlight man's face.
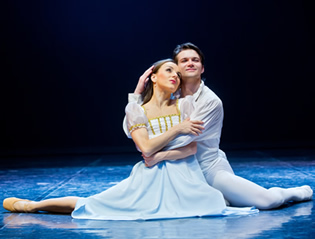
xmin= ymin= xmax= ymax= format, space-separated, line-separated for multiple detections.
xmin=176 ymin=49 xmax=204 ymax=80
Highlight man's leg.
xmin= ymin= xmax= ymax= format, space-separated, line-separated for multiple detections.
xmin=212 ymin=170 xmax=312 ymax=209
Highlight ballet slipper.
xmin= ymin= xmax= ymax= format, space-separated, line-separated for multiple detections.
xmin=3 ymin=197 xmax=31 ymax=213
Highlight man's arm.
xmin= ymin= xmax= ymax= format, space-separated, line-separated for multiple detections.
xmin=163 ymin=98 xmax=223 ymax=150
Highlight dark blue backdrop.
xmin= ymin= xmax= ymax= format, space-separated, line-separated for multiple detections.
xmin=1 ymin=0 xmax=314 ymax=155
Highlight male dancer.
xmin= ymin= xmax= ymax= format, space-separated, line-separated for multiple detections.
xmin=126 ymin=43 xmax=312 ymax=209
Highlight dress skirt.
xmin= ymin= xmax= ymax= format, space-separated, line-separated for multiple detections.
xmin=72 ymin=156 xmax=258 ymax=220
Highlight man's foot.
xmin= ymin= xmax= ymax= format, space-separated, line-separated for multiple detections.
xmin=293 ymin=186 xmax=313 ymax=201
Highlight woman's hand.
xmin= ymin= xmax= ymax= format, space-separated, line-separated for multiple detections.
xmin=175 ymin=118 xmax=204 ymax=136
xmin=134 ymin=65 xmax=154 ymax=95
xmin=143 ymin=151 xmax=165 ymax=168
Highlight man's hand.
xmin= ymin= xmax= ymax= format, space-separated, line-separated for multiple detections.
xmin=134 ymin=65 xmax=154 ymax=95
xmin=175 ymin=118 xmax=204 ymax=136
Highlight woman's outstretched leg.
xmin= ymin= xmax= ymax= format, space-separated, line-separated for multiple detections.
xmin=3 ymin=196 xmax=79 ymax=213
xmin=212 ymin=170 xmax=313 ymax=209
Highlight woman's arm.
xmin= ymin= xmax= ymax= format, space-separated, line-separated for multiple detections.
xmin=143 ymin=142 xmax=197 ymax=167
xmin=130 ymin=120 xmax=202 ymax=157
xmin=134 ymin=65 xmax=154 ymax=95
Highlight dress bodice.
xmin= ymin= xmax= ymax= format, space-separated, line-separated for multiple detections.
xmin=141 ymin=102 xmax=181 ymax=138
xmin=145 ymin=114 xmax=181 ymax=138
xmin=126 ymin=99 xmax=186 ymax=139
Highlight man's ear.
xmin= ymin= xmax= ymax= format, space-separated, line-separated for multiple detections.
xmin=201 ymin=66 xmax=205 ymax=74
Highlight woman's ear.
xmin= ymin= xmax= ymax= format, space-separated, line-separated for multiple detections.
xmin=151 ymin=74 xmax=157 ymax=83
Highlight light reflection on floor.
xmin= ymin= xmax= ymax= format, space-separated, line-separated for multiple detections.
xmin=0 ymin=149 xmax=314 ymax=238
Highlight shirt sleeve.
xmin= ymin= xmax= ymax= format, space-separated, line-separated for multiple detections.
xmin=124 ymin=102 xmax=148 ymax=138
xmin=163 ymin=96 xmax=224 ymax=150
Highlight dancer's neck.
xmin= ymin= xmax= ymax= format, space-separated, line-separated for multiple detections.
xmin=181 ymin=77 xmax=201 ymax=97
xmin=146 ymin=88 xmax=173 ymax=108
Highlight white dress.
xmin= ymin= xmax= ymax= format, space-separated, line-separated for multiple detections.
xmin=72 ymin=97 xmax=258 ymax=220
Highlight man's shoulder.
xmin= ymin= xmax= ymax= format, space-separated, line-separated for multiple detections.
xmin=199 ymin=84 xmax=221 ymax=102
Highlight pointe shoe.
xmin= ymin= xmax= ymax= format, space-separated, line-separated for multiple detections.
xmin=3 ymin=197 xmax=31 ymax=213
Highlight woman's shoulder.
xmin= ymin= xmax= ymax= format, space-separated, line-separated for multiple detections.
xmin=125 ymin=102 xmax=148 ymax=132
xmin=125 ymin=102 xmax=145 ymax=118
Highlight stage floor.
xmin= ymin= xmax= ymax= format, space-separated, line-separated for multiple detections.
xmin=0 ymin=149 xmax=314 ymax=238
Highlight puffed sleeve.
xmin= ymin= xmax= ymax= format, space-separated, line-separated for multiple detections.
xmin=163 ymin=96 xmax=223 ymax=150
xmin=125 ymin=102 xmax=148 ymax=138
xmin=122 ymin=94 xmax=144 ymax=137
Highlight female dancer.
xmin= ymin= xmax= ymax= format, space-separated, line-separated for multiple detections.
xmin=3 ymin=59 xmax=257 ymax=220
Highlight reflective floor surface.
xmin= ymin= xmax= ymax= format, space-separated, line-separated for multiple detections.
xmin=0 ymin=149 xmax=314 ymax=238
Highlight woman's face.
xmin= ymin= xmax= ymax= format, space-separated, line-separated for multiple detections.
xmin=152 ymin=62 xmax=181 ymax=93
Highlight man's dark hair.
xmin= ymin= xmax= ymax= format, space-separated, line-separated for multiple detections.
xmin=173 ymin=42 xmax=205 ymax=65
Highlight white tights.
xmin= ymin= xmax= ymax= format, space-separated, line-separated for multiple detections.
xmin=212 ymin=170 xmax=312 ymax=209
